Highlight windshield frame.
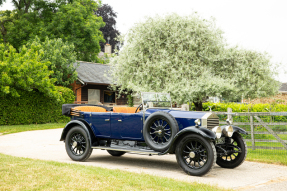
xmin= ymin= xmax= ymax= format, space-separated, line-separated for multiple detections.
xmin=141 ymin=92 xmax=172 ymax=109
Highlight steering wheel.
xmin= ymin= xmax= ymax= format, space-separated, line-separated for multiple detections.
xmin=135 ymin=103 xmax=143 ymax=113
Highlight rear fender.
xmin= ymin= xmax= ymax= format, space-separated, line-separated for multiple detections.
xmin=165 ymin=126 xmax=216 ymax=154
xmin=60 ymin=120 xmax=96 ymax=146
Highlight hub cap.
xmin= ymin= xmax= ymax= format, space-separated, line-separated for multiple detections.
xmin=189 ymin=152 xmax=195 ymax=158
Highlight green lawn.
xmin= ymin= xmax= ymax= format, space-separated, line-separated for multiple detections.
xmin=0 ymin=153 xmax=227 ymax=191
xmin=0 ymin=123 xmax=65 ymax=135
xmin=246 ymin=149 xmax=287 ymax=165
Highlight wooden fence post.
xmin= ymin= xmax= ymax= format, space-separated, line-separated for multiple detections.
xmin=227 ymin=108 xmax=232 ymax=122
xmin=250 ymin=116 xmax=255 ymax=150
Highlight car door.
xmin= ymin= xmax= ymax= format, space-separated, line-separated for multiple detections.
xmin=89 ymin=112 xmax=111 ymax=137
xmin=120 ymin=113 xmax=143 ymax=139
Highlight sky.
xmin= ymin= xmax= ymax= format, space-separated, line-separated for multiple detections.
xmin=1 ymin=0 xmax=287 ymax=82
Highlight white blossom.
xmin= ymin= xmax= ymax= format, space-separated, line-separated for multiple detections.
xmin=110 ymin=13 xmax=280 ymax=107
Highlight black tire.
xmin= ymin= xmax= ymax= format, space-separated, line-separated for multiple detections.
xmin=216 ymin=132 xmax=247 ymax=168
xmin=175 ymin=134 xmax=216 ymax=176
xmin=65 ymin=126 xmax=93 ymax=161
xmin=143 ymin=111 xmax=179 ymax=152
xmin=107 ymin=150 xmax=126 ymax=157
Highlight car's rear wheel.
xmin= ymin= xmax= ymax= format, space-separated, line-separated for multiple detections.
xmin=143 ymin=111 xmax=179 ymax=152
xmin=175 ymin=134 xmax=216 ymax=176
xmin=216 ymin=132 xmax=247 ymax=168
xmin=107 ymin=150 xmax=126 ymax=157
xmin=65 ymin=126 xmax=93 ymax=161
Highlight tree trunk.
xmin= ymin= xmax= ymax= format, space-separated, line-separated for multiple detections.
xmin=193 ymin=101 xmax=203 ymax=111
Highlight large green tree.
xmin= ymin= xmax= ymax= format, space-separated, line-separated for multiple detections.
xmin=0 ymin=0 xmax=105 ymax=62
xmin=110 ymin=13 xmax=280 ymax=110
xmin=26 ymin=37 xmax=78 ymax=87
xmin=0 ymin=43 xmax=61 ymax=100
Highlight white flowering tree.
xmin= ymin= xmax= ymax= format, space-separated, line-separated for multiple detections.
xmin=110 ymin=13 xmax=280 ymax=110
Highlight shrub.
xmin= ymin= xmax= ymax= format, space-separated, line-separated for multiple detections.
xmin=192 ymin=102 xmax=287 ymax=113
xmin=0 ymin=86 xmax=75 ymax=125
xmin=127 ymin=94 xmax=134 ymax=107
xmin=191 ymin=102 xmax=287 ymax=123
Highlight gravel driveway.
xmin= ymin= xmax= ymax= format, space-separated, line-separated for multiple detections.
xmin=1 ymin=128 xmax=287 ymax=190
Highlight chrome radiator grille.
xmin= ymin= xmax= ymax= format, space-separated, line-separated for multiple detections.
xmin=207 ymin=118 xmax=219 ymax=129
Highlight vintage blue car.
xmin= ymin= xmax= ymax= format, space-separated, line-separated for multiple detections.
xmin=61 ymin=92 xmax=247 ymax=176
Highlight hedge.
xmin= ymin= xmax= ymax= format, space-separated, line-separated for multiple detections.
xmin=0 ymin=86 xmax=75 ymax=125
xmin=190 ymin=102 xmax=287 ymax=123
xmin=189 ymin=102 xmax=287 ymax=112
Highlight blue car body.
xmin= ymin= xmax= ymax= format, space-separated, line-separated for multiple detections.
xmin=69 ymin=109 xmax=205 ymax=141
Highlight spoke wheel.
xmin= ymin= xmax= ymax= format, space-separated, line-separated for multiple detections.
xmin=69 ymin=132 xmax=87 ymax=156
xmin=216 ymin=132 xmax=247 ymax=168
xmin=143 ymin=111 xmax=178 ymax=152
xmin=176 ymin=134 xmax=216 ymax=176
xmin=149 ymin=118 xmax=172 ymax=144
xmin=65 ymin=126 xmax=93 ymax=161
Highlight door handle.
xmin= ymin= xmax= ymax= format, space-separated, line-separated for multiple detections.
xmin=118 ymin=119 xmax=122 ymax=122
xmin=105 ymin=119 xmax=110 ymax=122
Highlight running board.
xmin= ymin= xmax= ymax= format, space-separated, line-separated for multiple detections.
xmin=92 ymin=146 xmax=161 ymax=155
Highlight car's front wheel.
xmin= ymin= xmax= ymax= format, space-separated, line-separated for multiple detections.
xmin=65 ymin=126 xmax=93 ymax=161
xmin=175 ymin=134 xmax=216 ymax=176
xmin=216 ymin=132 xmax=247 ymax=168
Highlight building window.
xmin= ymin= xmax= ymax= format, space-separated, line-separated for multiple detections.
xmin=104 ymin=91 xmax=115 ymax=103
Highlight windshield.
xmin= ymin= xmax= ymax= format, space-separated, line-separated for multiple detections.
xmin=141 ymin=92 xmax=171 ymax=108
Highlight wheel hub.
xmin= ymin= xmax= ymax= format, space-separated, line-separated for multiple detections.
xmin=189 ymin=152 xmax=195 ymax=158
xmin=155 ymin=126 xmax=165 ymax=137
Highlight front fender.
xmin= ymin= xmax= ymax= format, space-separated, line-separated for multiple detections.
xmin=232 ymin=125 xmax=248 ymax=135
xmin=164 ymin=126 xmax=216 ymax=154
xmin=221 ymin=125 xmax=248 ymax=135
xmin=174 ymin=126 xmax=217 ymax=141
xmin=60 ymin=120 xmax=93 ymax=146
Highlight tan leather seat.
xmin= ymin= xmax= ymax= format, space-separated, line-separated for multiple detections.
xmin=113 ymin=107 xmax=139 ymax=113
xmin=72 ymin=106 xmax=107 ymax=112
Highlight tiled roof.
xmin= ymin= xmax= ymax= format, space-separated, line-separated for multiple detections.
xmin=75 ymin=61 xmax=111 ymax=84
xmin=279 ymin=83 xmax=287 ymax=92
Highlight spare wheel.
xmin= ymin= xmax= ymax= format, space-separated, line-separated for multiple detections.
xmin=143 ymin=111 xmax=179 ymax=152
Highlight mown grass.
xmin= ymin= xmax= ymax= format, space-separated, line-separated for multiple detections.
xmin=0 ymin=153 xmax=227 ymax=191
xmin=0 ymin=123 xmax=65 ymax=135
xmin=246 ymin=149 xmax=287 ymax=165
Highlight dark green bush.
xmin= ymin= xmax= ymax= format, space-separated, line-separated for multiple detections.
xmin=127 ymin=94 xmax=134 ymax=107
xmin=0 ymin=86 xmax=75 ymax=125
